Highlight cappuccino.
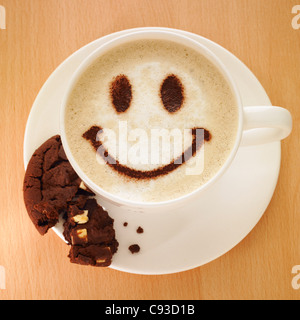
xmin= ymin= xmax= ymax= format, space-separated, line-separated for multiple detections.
xmin=65 ymin=39 xmax=239 ymax=202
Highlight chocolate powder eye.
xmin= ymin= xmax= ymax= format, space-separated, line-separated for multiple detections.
xmin=160 ymin=74 xmax=184 ymax=113
xmin=110 ymin=74 xmax=132 ymax=113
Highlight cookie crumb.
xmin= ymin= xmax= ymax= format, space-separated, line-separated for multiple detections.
xmin=129 ymin=244 xmax=140 ymax=254
xmin=136 ymin=226 xmax=144 ymax=234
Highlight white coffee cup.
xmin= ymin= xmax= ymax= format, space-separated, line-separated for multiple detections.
xmin=60 ymin=30 xmax=292 ymax=211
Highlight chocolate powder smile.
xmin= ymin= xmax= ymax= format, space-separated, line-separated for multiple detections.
xmin=82 ymin=73 xmax=211 ymax=180
xmin=82 ymin=125 xmax=211 ymax=180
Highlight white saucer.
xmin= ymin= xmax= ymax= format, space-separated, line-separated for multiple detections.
xmin=23 ymin=27 xmax=281 ymax=275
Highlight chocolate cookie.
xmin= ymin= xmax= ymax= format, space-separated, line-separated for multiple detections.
xmin=23 ymin=135 xmax=118 ymax=267
xmin=23 ymin=135 xmax=91 ymax=235
xmin=63 ymin=198 xmax=118 ymax=267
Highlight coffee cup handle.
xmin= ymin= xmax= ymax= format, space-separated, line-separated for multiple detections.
xmin=241 ymin=106 xmax=292 ymax=146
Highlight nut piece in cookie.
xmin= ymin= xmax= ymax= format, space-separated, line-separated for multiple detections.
xmin=72 ymin=210 xmax=89 ymax=224
xmin=74 ymin=228 xmax=88 ymax=244
xmin=23 ymin=135 xmax=82 ymax=235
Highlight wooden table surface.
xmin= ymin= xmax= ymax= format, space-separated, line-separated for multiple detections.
xmin=0 ymin=0 xmax=299 ymax=300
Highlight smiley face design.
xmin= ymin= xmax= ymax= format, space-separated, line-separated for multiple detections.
xmin=82 ymin=73 xmax=211 ymax=180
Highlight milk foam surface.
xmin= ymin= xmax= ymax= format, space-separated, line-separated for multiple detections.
xmin=65 ymin=39 xmax=239 ymax=202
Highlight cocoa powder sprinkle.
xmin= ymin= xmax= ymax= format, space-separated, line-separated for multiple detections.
xmin=82 ymin=125 xmax=211 ymax=180
xmin=160 ymin=74 xmax=184 ymax=113
xmin=110 ymin=74 xmax=132 ymax=113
